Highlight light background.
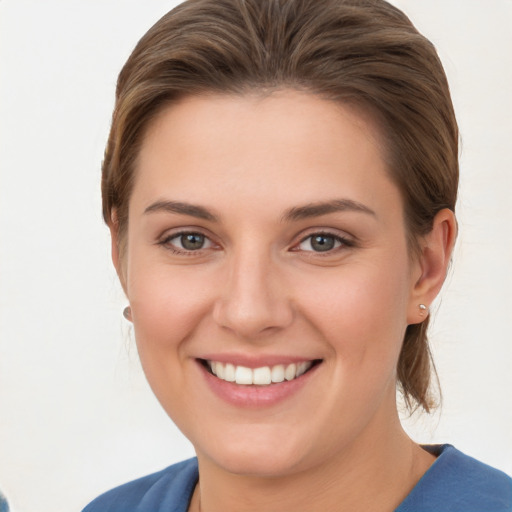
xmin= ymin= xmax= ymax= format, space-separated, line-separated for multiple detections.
xmin=0 ymin=1 xmax=511 ymax=511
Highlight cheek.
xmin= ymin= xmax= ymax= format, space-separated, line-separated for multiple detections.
xmin=125 ymin=259 xmax=219 ymax=423
xmin=295 ymin=257 xmax=410 ymax=367
xmin=126 ymin=252 xmax=216 ymax=359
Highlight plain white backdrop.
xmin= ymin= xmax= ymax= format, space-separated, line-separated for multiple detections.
xmin=0 ymin=1 xmax=511 ymax=511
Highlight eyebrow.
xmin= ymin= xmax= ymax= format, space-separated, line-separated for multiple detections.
xmin=282 ymin=199 xmax=376 ymax=222
xmin=144 ymin=200 xmax=218 ymax=222
xmin=143 ymin=198 xmax=375 ymax=223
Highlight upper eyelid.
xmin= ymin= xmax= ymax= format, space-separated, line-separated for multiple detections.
xmin=299 ymin=232 xmax=345 ymax=242
xmin=295 ymin=227 xmax=353 ymax=243
xmin=299 ymin=230 xmax=344 ymax=240
xmin=158 ymin=227 xmax=215 ymax=242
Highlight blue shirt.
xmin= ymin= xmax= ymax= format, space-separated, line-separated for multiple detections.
xmin=83 ymin=445 xmax=512 ymax=511
xmin=0 ymin=491 xmax=9 ymax=512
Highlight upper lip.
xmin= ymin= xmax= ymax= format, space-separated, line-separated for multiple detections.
xmin=197 ymin=353 xmax=322 ymax=368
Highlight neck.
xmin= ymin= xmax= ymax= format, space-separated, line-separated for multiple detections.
xmin=190 ymin=406 xmax=435 ymax=512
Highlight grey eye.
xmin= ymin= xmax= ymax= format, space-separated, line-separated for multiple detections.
xmin=164 ymin=232 xmax=213 ymax=251
xmin=299 ymin=234 xmax=341 ymax=252
xmin=180 ymin=233 xmax=206 ymax=250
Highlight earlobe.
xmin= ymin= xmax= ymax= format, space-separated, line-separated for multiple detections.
xmin=408 ymin=208 xmax=457 ymax=324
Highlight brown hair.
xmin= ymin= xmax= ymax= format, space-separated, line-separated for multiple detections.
xmin=102 ymin=0 xmax=459 ymax=412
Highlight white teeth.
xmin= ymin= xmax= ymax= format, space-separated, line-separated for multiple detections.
xmin=235 ymin=366 xmax=253 ymax=385
xmin=296 ymin=362 xmax=308 ymax=377
xmin=224 ymin=363 xmax=236 ymax=382
xmin=271 ymin=364 xmax=285 ymax=383
xmin=285 ymin=363 xmax=297 ymax=381
xmin=216 ymin=362 xmax=225 ymax=380
xmin=207 ymin=360 xmax=315 ymax=386
xmin=253 ymin=366 xmax=272 ymax=385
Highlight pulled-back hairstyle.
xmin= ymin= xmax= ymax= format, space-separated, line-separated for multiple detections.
xmin=102 ymin=0 xmax=459 ymax=412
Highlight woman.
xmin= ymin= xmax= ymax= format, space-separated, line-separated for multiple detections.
xmin=83 ymin=0 xmax=512 ymax=510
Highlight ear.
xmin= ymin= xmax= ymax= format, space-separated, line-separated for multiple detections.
xmin=407 ymin=208 xmax=457 ymax=324
xmin=109 ymin=210 xmax=128 ymax=295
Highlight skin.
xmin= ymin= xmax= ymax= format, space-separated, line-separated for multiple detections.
xmin=111 ymin=90 xmax=456 ymax=511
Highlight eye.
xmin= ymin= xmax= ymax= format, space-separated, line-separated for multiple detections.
xmin=161 ymin=231 xmax=214 ymax=252
xmin=297 ymin=233 xmax=347 ymax=252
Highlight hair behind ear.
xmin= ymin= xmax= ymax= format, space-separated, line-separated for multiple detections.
xmin=398 ymin=319 xmax=439 ymax=412
xmin=109 ymin=210 xmax=128 ymax=295
xmin=399 ymin=208 xmax=457 ymax=412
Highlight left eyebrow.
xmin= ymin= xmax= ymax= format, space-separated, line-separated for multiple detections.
xmin=282 ymin=199 xmax=376 ymax=222
xmin=144 ymin=200 xmax=218 ymax=222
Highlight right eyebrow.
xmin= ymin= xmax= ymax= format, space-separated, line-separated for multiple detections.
xmin=144 ymin=200 xmax=218 ymax=222
xmin=282 ymin=199 xmax=376 ymax=222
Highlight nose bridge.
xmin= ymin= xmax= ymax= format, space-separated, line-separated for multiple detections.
xmin=213 ymin=241 xmax=293 ymax=338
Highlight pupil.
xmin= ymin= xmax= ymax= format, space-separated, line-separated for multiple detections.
xmin=311 ymin=235 xmax=334 ymax=252
xmin=182 ymin=234 xmax=204 ymax=250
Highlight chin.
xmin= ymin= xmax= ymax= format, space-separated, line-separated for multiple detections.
xmin=209 ymin=451 xmax=304 ymax=478
xmin=195 ymin=427 xmax=312 ymax=478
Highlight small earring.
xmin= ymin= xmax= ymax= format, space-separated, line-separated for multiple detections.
xmin=419 ymin=304 xmax=428 ymax=315
xmin=123 ymin=306 xmax=132 ymax=321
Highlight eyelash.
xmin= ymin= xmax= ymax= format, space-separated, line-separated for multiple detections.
xmin=294 ymin=231 xmax=354 ymax=255
xmin=158 ymin=230 xmax=354 ymax=255
xmin=158 ymin=231 xmax=216 ymax=255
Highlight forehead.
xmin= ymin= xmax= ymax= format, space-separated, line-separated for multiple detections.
xmin=143 ymin=90 xmax=385 ymax=158
xmin=131 ymin=90 xmax=399 ymax=219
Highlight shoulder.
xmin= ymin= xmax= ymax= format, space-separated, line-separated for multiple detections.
xmin=0 ymin=490 xmax=9 ymax=512
xmin=82 ymin=458 xmax=198 ymax=512
xmin=397 ymin=445 xmax=512 ymax=512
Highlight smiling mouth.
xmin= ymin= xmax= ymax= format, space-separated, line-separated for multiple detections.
xmin=200 ymin=359 xmax=322 ymax=386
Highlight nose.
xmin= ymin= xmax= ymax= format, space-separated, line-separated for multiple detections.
xmin=212 ymin=248 xmax=294 ymax=339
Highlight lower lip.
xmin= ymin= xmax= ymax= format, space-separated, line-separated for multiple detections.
xmin=197 ymin=360 xmax=321 ymax=408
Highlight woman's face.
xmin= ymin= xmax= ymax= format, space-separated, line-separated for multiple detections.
xmin=120 ymin=91 xmax=423 ymax=476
